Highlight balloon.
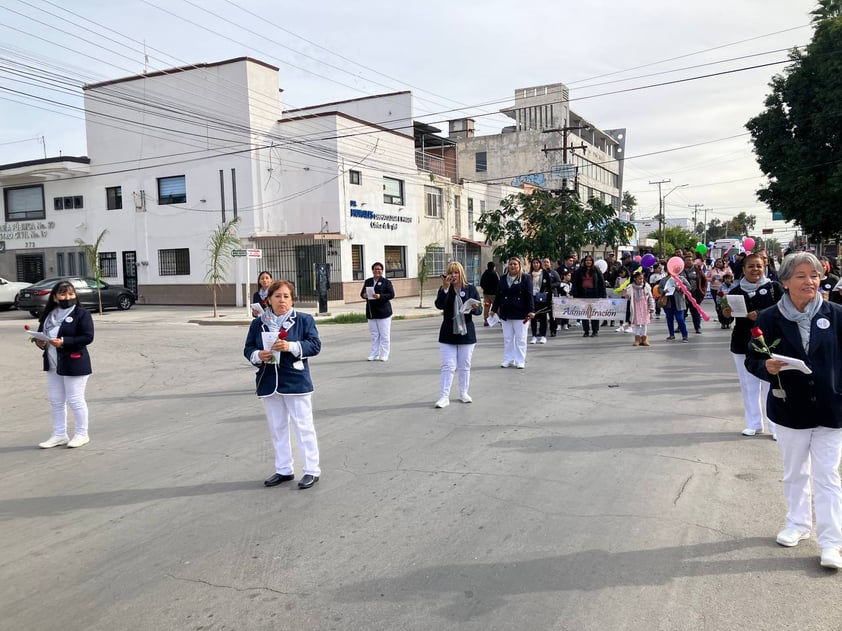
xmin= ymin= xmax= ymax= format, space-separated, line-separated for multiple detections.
xmin=667 ymin=256 xmax=685 ymax=276
xmin=641 ymin=253 xmax=657 ymax=268
xmin=595 ymin=259 xmax=608 ymax=273
xmin=695 ymin=243 xmax=707 ymax=255
xmin=743 ymin=237 xmax=756 ymax=251
xmin=707 ymin=242 xmax=713 ymax=248
xmin=633 ymin=255 xmax=642 ymax=263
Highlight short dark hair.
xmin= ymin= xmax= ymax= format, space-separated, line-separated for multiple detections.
xmin=486 ymin=261 xmax=495 ymax=270
xmin=371 ymin=262 xmax=384 ymax=270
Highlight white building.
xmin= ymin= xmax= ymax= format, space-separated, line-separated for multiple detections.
xmin=0 ymin=58 xmax=517 ymax=305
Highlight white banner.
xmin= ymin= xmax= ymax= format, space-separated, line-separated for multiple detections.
xmin=552 ymin=297 xmax=628 ymax=320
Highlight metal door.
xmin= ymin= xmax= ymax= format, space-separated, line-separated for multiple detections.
xmin=122 ymin=251 xmax=138 ymax=297
xmin=16 ymin=254 xmax=44 ymax=283
xmin=295 ymin=245 xmax=326 ymax=300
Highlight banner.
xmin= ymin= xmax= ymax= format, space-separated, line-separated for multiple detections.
xmin=552 ymin=297 xmax=628 ymax=320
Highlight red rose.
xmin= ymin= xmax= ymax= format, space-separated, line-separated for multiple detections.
xmin=750 ymin=326 xmax=763 ymax=339
xmin=24 ymin=324 xmax=30 ymax=331
xmin=278 ymin=329 xmax=287 ymax=340
xmin=717 ymin=290 xmax=724 ymax=297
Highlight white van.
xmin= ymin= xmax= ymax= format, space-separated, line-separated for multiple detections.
xmin=710 ymin=238 xmax=743 ymax=261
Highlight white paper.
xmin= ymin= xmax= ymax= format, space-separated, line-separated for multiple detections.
xmin=365 ymin=286 xmax=376 ymax=299
xmin=486 ymin=313 xmax=500 ymax=327
xmin=460 ymin=298 xmax=482 ymax=314
xmin=26 ymin=330 xmax=51 ymax=342
xmin=771 ymin=353 xmax=812 ymax=374
xmin=261 ymin=332 xmax=281 ymax=364
xmin=722 ymin=293 xmax=748 ymax=318
xmin=250 ymin=302 xmax=264 ymax=316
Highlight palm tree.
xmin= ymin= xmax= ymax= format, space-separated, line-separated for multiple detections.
xmin=205 ymin=217 xmax=241 ymax=317
xmin=75 ymin=229 xmax=108 ymax=315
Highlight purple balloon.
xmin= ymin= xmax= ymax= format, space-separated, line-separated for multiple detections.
xmin=640 ymin=253 xmax=657 ymax=268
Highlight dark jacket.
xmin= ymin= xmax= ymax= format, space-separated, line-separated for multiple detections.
xmin=252 ymin=290 xmax=269 ymax=311
xmin=39 ymin=305 xmax=94 ymax=376
xmin=491 ymin=274 xmax=534 ymax=321
xmin=360 ymin=277 xmax=394 ymax=319
xmin=745 ymin=301 xmax=842 ymax=429
xmin=544 ymin=268 xmax=562 ymax=296
xmin=243 ymin=309 xmax=321 ymax=396
xmin=435 ymin=284 xmax=481 ymax=344
xmin=727 ymin=280 xmax=783 ymax=354
xmin=571 ymin=267 xmax=607 ymax=299
xmin=479 ymin=269 xmax=500 ymax=295
xmin=531 ymin=269 xmax=553 ymax=306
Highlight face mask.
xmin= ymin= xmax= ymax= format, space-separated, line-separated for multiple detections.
xmin=57 ymin=299 xmax=73 ymax=308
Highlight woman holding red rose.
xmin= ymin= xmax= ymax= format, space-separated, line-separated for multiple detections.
xmin=723 ymin=252 xmax=783 ymax=438
xmin=745 ymin=252 xmax=842 ymax=569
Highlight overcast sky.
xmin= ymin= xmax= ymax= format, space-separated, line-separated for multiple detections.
xmin=0 ymin=0 xmax=819 ymax=243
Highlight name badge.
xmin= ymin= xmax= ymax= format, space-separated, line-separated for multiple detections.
xmin=817 ymin=318 xmax=831 ymax=330
xmin=65 ymin=316 xmax=74 ymax=323
xmin=460 ymin=291 xmax=466 ymax=297
xmin=758 ymin=288 xmax=768 ymax=295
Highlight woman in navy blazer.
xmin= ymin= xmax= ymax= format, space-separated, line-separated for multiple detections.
xmin=434 ymin=261 xmax=482 ymax=408
xmin=490 ymin=257 xmax=535 ymax=368
xmin=244 ymin=280 xmax=322 ymax=490
xmin=360 ymin=262 xmax=395 ymax=361
xmin=34 ymin=280 xmax=95 ymax=449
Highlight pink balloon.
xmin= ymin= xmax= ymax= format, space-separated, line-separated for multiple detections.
xmin=743 ymin=237 xmax=755 ymax=251
xmin=633 ymin=255 xmax=642 ymax=262
xmin=666 ymin=256 xmax=685 ymax=276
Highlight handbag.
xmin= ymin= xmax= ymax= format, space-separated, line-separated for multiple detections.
xmin=657 ymin=294 xmax=669 ymax=308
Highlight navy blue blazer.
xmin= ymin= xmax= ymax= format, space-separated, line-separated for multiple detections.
xmin=39 ymin=305 xmax=94 ymax=376
xmin=435 ymin=284 xmax=481 ymax=344
xmin=243 ymin=309 xmax=321 ymax=396
xmin=745 ymin=301 xmax=842 ymax=429
xmin=360 ymin=277 xmax=394 ymax=319
xmin=491 ymin=275 xmax=534 ymax=321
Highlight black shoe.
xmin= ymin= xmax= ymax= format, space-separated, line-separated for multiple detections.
xmin=264 ymin=473 xmax=294 ymax=487
xmin=591 ymin=331 xmax=599 ymax=337
xmin=549 ymin=331 xmax=556 ymax=337
xmin=298 ymin=474 xmax=320 ymax=489
xmin=583 ymin=332 xmax=590 ymax=337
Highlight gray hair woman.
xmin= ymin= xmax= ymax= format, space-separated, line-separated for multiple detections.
xmin=746 ymin=252 xmax=842 ymax=569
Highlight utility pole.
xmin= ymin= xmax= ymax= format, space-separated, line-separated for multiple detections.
xmin=650 ymin=179 xmax=670 ymax=256
xmin=543 ymin=126 xmax=588 ymax=192
xmin=688 ymin=204 xmax=704 ymax=236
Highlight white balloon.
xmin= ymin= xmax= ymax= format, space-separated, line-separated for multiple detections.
xmin=595 ymin=259 xmax=608 ymax=273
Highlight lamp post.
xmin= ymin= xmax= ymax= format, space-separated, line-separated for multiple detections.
xmin=659 ymin=183 xmax=688 ymax=256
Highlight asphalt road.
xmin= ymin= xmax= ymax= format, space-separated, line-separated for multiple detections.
xmin=1 ymin=307 xmax=841 ymax=631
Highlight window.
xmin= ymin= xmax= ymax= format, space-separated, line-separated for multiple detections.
xmin=99 ymin=252 xmax=118 ymax=277
xmin=158 ymin=248 xmax=191 ymax=275
xmin=157 ymin=175 xmax=187 ymax=205
xmin=4 ymin=184 xmax=45 ymax=221
xmin=383 ymin=177 xmax=404 ymax=205
xmin=351 ymin=244 xmax=364 ymax=281
xmin=349 ymin=170 xmax=361 ymax=185
xmin=384 ymin=245 xmax=406 ymax=278
xmin=106 ymin=186 xmax=122 ymax=210
xmin=54 ymin=197 xmax=64 ymax=211
xmin=467 ymin=198 xmax=474 ymax=234
xmin=78 ymin=252 xmax=87 ymax=277
xmin=67 ymin=251 xmax=76 ymax=275
xmin=424 ymin=246 xmax=446 ymax=276
xmin=454 ymin=195 xmax=462 ymax=234
xmin=56 ymin=252 xmax=65 ymax=276
xmin=475 ymin=151 xmax=487 ymax=172
xmin=424 ymin=186 xmax=442 ymax=218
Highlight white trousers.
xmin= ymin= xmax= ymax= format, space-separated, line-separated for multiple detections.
xmin=776 ymin=425 xmax=842 ymax=547
xmin=501 ymin=319 xmax=528 ymax=365
xmin=632 ymin=325 xmax=648 ymax=336
xmin=732 ymin=353 xmax=775 ymax=433
xmin=46 ymin=370 xmax=90 ymax=437
xmin=439 ymin=343 xmax=475 ymax=398
xmin=262 ymin=393 xmax=320 ymax=477
xmin=367 ymin=317 xmax=392 ymax=359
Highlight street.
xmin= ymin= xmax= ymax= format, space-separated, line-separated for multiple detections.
xmin=1 ymin=307 xmax=841 ymax=631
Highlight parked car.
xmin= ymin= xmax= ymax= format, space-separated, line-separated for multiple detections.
xmin=0 ymin=276 xmax=32 ymax=310
xmin=16 ymin=277 xmax=136 ymax=317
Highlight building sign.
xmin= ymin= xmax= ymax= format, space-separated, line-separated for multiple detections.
xmin=0 ymin=221 xmax=55 ymax=241
xmin=349 ymin=207 xmax=413 ymax=231
xmin=231 ymin=249 xmax=247 ymax=257
xmin=550 ymin=164 xmax=576 ymax=180
xmin=511 ymin=173 xmax=546 ymax=187
xmin=246 ymin=249 xmax=262 ymax=258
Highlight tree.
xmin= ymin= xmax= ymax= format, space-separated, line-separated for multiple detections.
xmin=756 ymin=237 xmax=782 ymax=256
xmin=475 ymin=190 xmax=634 ymax=262
xmin=417 ymin=245 xmax=435 ymax=308
xmin=646 ymin=225 xmax=696 ymax=256
xmin=205 ymin=217 xmax=241 ymax=318
xmin=729 ymin=212 xmax=757 ymax=237
xmin=622 ymin=191 xmax=637 ymax=219
xmin=75 ymin=229 xmax=108 ymax=315
xmin=746 ymin=2 xmax=842 ymax=241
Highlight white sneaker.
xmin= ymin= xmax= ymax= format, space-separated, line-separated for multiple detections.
xmin=530 ymin=336 xmax=538 ymax=344
xmin=515 ymin=362 xmax=525 ymax=369
xmin=741 ymin=428 xmax=759 ymax=436
xmin=435 ymin=397 xmax=450 ymax=409
xmin=67 ymin=435 xmax=90 ymax=448
xmin=615 ymin=326 xmax=624 ymax=332
xmin=821 ymin=548 xmax=842 ymax=569
xmin=378 ymin=356 xmax=389 ymax=362
xmin=460 ymin=393 xmax=473 ymax=403
xmin=538 ymin=337 xmax=547 ymax=344
xmin=500 ymin=361 xmax=512 ymax=368
xmin=367 ymin=355 xmax=377 ymax=361
xmin=39 ymin=435 xmax=69 ymax=449
xmin=771 ymin=434 xmax=778 ymax=441
xmin=776 ymin=527 xmax=810 ymax=547
xmin=624 ymin=325 xmax=633 ymax=333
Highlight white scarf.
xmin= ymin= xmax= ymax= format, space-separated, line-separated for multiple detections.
xmin=261 ymin=308 xmax=292 ymax=333
xmin=45 ymin=305 xmax=75 ymax=335
xmin=739 ymin=275 xmax=769 ymax=298
xmin=777 ymin=293 xmax=823 ymax=353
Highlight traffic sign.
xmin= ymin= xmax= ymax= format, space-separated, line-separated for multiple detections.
xmin=246 ymin=249 xmax=262 ymax=259
xmin=231 ymin=249 xmax=247 ymax=257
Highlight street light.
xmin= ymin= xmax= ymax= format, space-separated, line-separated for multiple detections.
xmin=659 ymin=184 xmax=689 ymax=256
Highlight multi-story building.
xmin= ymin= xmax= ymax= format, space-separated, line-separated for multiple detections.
xmin=0 ymin=57 xmax=516 ymax=305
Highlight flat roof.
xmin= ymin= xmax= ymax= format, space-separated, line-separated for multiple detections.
xmin=279 ymin=111 xmax=413 ymax=140
xmin=283 ymin=91 xmax=411 ymax=114
xmin=0 ymin=156 xmax=90 ymax=172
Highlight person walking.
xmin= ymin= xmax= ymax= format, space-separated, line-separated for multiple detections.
xmin=624 ymin=271 xmax=655 ymax=346
xmin=479 ymin=261 xmax=499 ymax=326
xmin=244 ymin=280 xmax=322 ymax=490
xmin=33 ymin=280 xmax=95 ymax=449
xmin=434 ymin=262 xmax=482 ymax=408
xmin=490 ymin=258 xmax=534 ymax=369
xmin=658 ymin=266 xmax=694 ymax=342
xmin=360 ymin=262 xmax=395 ymax=361
xmin=542 ymin=257 xmax=561 ymax=337
xmin=572 ymin=254 xmax=607 ymax=337
xmin=529 ymin=258 xmax=551 ymax=344
xmin=648 ymin=263 xmax=666 ymax=319
xmin=722 ymin=252 xmax=784 ymax=438
xmin=251 ymin=270 xmax=273 ymax=317
xmin=745 ymin=252 xmax=842 ymax=569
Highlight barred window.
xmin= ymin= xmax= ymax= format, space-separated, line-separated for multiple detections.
xmin=98 ymin=251 xmax=118 ymax=277
xmin=352 ymin=244 xmax=364 ymax=281
xmin=384 ymin=245 xmax=406 ymax=278
xmin=158 ymin=248 xmax=191 ymax=275
xmin=424 ymin=247 xmax=446 ymax=276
